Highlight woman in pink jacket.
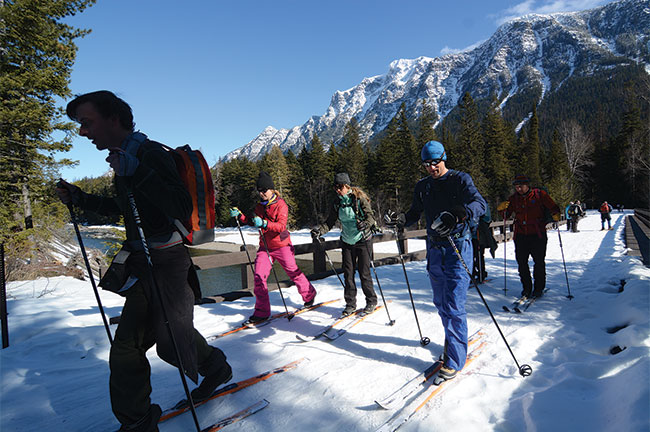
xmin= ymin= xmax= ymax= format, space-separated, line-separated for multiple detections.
xmin=231 ymin=171 xmax=317 ymax=325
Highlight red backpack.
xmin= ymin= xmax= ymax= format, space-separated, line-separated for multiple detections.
xmin=165 ymin=144 xmax=216 ymax=245
xmin=599 ymin=203 xmax=610 ymax=213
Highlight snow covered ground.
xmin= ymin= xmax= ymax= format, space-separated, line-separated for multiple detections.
xmin=1 ymin=210 xmax=648 ymax=432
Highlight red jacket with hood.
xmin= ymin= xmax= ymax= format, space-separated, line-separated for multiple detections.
xmin=240 ymin=194 xmax=292 ymax=250
xmin=505 ymin=187 xmax=560 ymax=237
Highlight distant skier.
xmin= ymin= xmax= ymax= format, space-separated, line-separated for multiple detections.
xmin=497 ymin=175 xmax=560 ymax=299
xmin=567 ymin=201 xmax=585 ymax=232
xmin=564 ymin=201 xmax=574 ymax=232
xmin=599 ymin=201 xmax=613 ymax=230
xmin=470 ymin=206 xmax=497 ymax=283
xmin=385 ymin=140 xmax=486 ymax=385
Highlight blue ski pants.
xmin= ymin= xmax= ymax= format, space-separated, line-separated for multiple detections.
xmin=426 ymin=237 xmax=472 ymax=371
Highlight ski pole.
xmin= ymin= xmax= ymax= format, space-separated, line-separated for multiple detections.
xmin=391 ymin=227 xmax=430 ymax=346
xmin=502 ymin=211 xmax=507 ymax=296
xmin=315 ymin=236 xmax=346 ymax=290
xmin=258 ymin=228 xmax=292 ymax=320
xmin=556 ymin=227 xmax=574 ymax=299
xmin=362 ymin=234 xmax=395 ymax=326
xmin=234 ymin=217 xmax=255 ymax=272
xmin=445 ymin=235 xmax=532 ymax=377
xmin=65 ymin=202 xmax=113 ymax=345
xmin=126 ymin=192 xmax=202 ymax=432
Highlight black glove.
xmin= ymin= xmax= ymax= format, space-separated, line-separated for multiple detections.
xmin=431 ymin=211 xmax=457 ymax=236
xmin=356 ymin=220 xmax=369 ymax=231
xmin=383 ymin=210 xmax=406 ymax=228
xmin=55 ymin=179 xmax=84 ymax=205
xmin=450 ymin=205 xmax=467 ymax=222
xmin=310 ymin=227 xmax=321 ymax=240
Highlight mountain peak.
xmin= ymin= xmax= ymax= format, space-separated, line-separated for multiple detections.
xmin=223 ymin=0 xmax=649 ymax=162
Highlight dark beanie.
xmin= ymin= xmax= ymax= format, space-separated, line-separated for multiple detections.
xmin=257 ymin=171 xmax=275 ymax=190
xmin=512 ymin=174 xmax=530 ymax=185
xmin=334 ymin=172 xmax=351 ymax=185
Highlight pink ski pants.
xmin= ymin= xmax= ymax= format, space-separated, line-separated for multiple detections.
xmin=253 ymin=245 xmax=316 ymax=317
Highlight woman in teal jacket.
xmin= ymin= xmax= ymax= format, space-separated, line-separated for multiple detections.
xmin=311 ymin=173 xmax=378 ymax=317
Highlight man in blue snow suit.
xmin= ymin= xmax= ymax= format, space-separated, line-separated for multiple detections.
xmin=386 ymin=140 xmax=486 ymax=384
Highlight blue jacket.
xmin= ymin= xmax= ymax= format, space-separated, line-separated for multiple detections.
xmin=404 ymin=169 xmax=487 ymax=239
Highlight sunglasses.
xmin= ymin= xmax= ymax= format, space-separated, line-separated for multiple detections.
xmin=334 ymin=184 xmax=346 ymax=190
xmin=422 ymin=159 xmax=443 ymax=167
xmin=257 ymin=188 xmax=268 ymax=193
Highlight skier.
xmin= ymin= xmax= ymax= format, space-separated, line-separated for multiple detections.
xmin=231 ymin=171 xmax=317 ymax=325
xmin=567 ymin=201 xmax=584 ymax=232
xmin=497 ymin=175 xmax=561 ymax=299
xmin=311 ymin=173 xmax=378 ymax=317
xmin=56 ymin=91 xmax=231 ymax=431
xmin=471 ymin=206 xmax=497 ymax=283
xmin=564 ymin=201 xmax=574 ymax=232
xmin=599 ymin=201 xmax=613 ymax=230
xmin=385 ymin=140 xmax=487 ymax=384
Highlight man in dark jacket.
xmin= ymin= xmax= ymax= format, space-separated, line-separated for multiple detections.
xmin=56 ymin=91 xmax=231 ymax=432
xmin=497 ymin=175 xmax=560 ymax=299
xmin=386 ymin=140 xmax=486 ymax=385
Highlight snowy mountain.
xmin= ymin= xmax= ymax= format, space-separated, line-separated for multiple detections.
xmin=223 ymin=0 xmax=650 ymax=161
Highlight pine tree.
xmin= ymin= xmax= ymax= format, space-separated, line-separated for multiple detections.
xmin=282 ymin=150 xmax=301 ymax=227
xmin=415 ymin=98 xmax=438 ymax=145
xmin=339 ymin=118 xmax=367 ymax=188
xmin=0 ymin=0 xmax=95 ymax=240
xmin=297 ymin=135 xmax=330 ymax=225
xmin=375 ymin=116 xmax=402 ymax=211
xmin=456 ymin=92 xmax=488 ymax=195
xmin=522 ymin=106 xmax=542 ymax=186
xmin=326 ymin=140 xmax=341 ymax=181
xmin=616 ymin=96 xmax=649 ymax=207
xmin=393 ymin=103 xmax=420 ymax=209
xmin=546 ymin=129 xmax=572 ymax=207
xmin=259 ymin=146 xmax=292 ymax=198
xmin=216 ymin=157 xmax=257 ymax=225
xmin=482 ymin=98 xmax=512 ymax=210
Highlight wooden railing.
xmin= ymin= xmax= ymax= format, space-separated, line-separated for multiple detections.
xmin=626 ymin=209 xmax=650 ymax=266
xmin=191 ymin=219 xmax=527 ymax=302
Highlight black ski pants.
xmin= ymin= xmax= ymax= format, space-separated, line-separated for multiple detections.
xmin=341 ymin=238 xmax=377 ymax=309
xmin=514 ymin=233 xmax=548 ymax=297
xmin=109 ymin=245 xmax=227 ymax=427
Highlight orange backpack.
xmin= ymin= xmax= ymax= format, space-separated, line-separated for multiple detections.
xmin=164 ymin=145 xmax=216 ymax=245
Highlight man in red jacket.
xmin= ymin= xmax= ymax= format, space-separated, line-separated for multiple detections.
xmin=498 ymin=175 xmax=560 ymax=299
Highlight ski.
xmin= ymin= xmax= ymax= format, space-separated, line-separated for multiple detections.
xmin=295 ymin=308 xmax=366 ymax=342
xmin=202 ymin=399 xmax=269 ymax=432
xmin=207 ymin=299 xmax=339 ymax=341
xmin=502 ymin=296 xmax=528 ymax=313
xmin=514 ymin=289 xmax=548 ymax=313
xmin=375 ymin=341 xmax=488 ymax=432
xmin=160 ymin=358 xmax=305 ymax=423
xmin=322 ymin=303 xmax=386 ymax=341
xmin=374 ymin=330 xmax=485 ymax=410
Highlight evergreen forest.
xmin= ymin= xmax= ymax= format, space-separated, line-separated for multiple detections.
xmin=1 ymin=0 xmax=648 ymax=283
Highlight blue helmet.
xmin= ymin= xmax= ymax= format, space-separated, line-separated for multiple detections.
xmin=421 ymin=140 xmax=447 ymax=161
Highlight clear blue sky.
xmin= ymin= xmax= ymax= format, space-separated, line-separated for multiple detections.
xmin=58 ymin=0 xmax=610 ymax=181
